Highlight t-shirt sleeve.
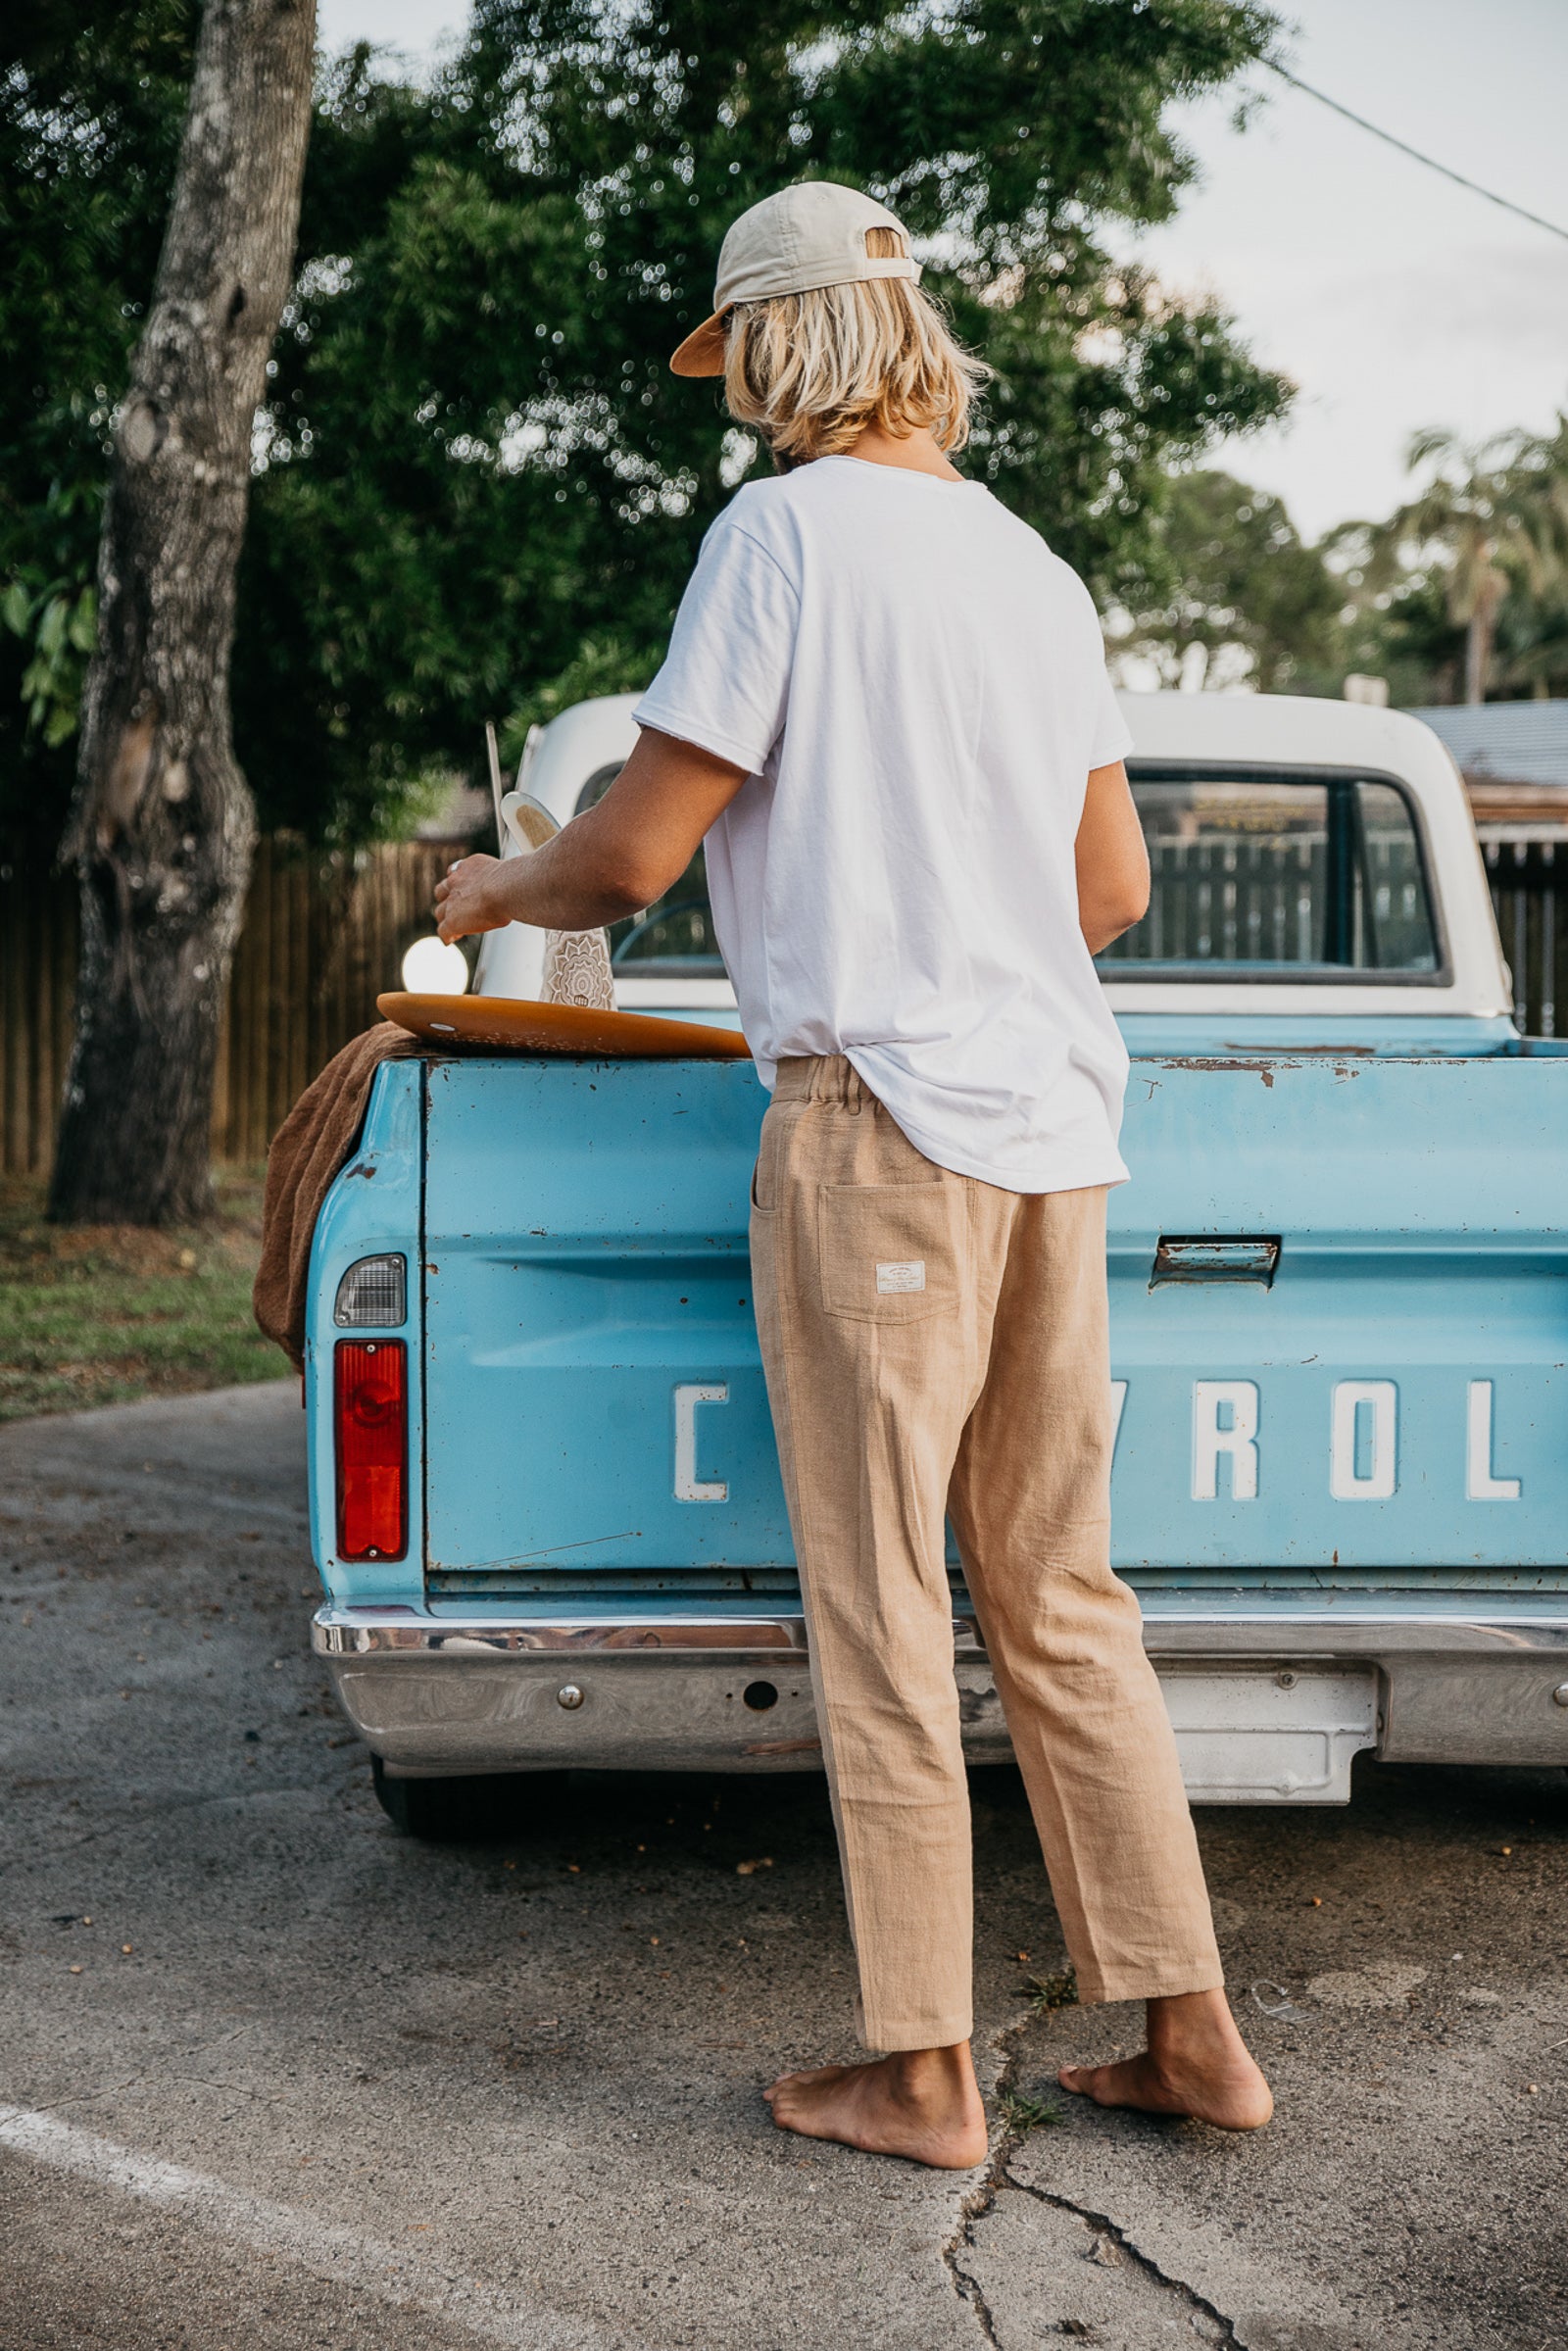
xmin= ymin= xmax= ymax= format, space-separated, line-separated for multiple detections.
xmin=1089 ymin=663 xmax=1135 ymax=768
xmin=632 ymin=515 xmax=799 ymax=776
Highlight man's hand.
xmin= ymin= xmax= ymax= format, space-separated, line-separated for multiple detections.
xmin=435 ymin=854 xmax=509 ymax=945
xmin=431 ymin=727 xmax=749 ymax=942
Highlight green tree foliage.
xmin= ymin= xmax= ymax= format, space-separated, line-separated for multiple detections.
xmin=1318 ymin=558 xmax=1460 ymax=709
xmin=0 ymin=0 xmax=196 ymax=861
xmin=1110 ymin=467 xmax=1343 ymax=692
xmin=1122 ymin=424 xmax=1568 ymax=709
xmin=6 ymin=0 xmax=1291 ymax=861
xmin=1494 ymin=571 xmax=1568 ymax=702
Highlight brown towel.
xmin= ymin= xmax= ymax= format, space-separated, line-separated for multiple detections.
xmin=253 ymin=1023 xmax=422 ymax=1373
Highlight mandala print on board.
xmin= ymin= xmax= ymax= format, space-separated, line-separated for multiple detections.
xmin=542 ymin=926 xmax=615 ymax=1010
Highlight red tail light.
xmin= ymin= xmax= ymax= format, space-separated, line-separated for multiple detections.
xmin=334 ymin=1340 xmax=408 ymax=1560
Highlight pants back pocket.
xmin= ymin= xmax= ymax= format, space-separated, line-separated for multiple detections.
xmin=817 ymin=1183 xmax=964 ymax=1323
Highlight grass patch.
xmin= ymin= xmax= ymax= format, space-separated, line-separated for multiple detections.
xmin=998 ymin=2087 xmax=1065 ymax=2134
xmin=1022 ymin=1967 xmax=1079 ymax=2014
xmin=0 ymin=1169 xmax=287 ymax=1423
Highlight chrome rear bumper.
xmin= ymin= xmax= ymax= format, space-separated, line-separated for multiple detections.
xmin=313 ymin=1596 xmax=1568 ymax=1802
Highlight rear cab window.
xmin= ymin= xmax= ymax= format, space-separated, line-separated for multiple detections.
xmin=579 ymin=759 xmax=1446 ymax=990
xmin=1097 ymin=766 xmax=1444 ymax=981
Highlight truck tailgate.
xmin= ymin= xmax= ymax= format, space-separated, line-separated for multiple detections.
xmin=419 ymin=1053 xmax=1568 ymax=1592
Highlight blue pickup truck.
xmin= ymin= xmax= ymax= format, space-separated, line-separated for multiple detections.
xmin=309 ymin=689 xmax=1568 ymax=1834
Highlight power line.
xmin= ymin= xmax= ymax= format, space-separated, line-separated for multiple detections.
xmin=1264 ymin=61 xmax=1568 ymax=246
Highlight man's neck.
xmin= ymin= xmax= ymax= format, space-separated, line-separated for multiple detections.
xmin=843 ymin=423 xmax=964 ymax=482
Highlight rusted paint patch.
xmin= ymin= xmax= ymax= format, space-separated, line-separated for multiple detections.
xmin=1154 ymin=1057 xmax=1279 ymax=1087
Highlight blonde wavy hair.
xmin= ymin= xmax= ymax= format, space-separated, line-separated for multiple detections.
xmin=722 ymin=226 xmax=991 ymax=468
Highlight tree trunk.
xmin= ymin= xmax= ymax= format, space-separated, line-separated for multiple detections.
xmin=49 ymin=0 xmax=317 ymax=1225
xmin=1464 ymin=567 xmax=1502 ymax=708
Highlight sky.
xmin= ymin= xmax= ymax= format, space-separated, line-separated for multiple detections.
xmin=316 ymin=0 xmax=1568 ymax=543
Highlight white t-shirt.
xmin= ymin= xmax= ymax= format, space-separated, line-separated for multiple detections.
xmin=632 ymin=455 xmax=1135 ymax=1193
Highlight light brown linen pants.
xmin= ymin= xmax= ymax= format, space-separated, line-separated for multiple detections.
xmin=749 ymin=1055 xmax=1222 ymax=2052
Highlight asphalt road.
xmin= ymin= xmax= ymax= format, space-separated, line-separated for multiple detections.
xmin=1 ymin=1384 xmax=1563 ymax=2351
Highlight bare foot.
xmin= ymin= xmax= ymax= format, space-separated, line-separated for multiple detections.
xmin=764 ymin=2041 xmax=990 ymax=2169
xmin=1058 ymin=1988 xmax=1273 ymax=2131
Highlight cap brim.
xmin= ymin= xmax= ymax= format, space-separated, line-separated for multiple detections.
xmin=669 ymin=311 xmax=728 ymax=378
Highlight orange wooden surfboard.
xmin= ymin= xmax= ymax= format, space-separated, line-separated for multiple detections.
xmin=377 ymin=992 xmax=752 ymax=1060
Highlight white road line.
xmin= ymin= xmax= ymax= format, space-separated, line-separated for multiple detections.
xmin=0 ymin=2102 xmax=628 ymax=2351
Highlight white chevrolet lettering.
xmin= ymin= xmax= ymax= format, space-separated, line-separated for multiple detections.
xmin=876 ymin=1259 xmax=925 ymax=1294
xmin=1192 ymin=1380 xmax=1259 ymax=1500
xmin=1466 ymin=1379 xmax=1520 ymax=1500
xmin=673 ymin=1382 xmax=729 ymax=1502
xmin=1330 ymin=1381 xmax=1397 ymax=1499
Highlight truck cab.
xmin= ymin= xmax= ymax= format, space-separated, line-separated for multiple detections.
xmin=310 ymin=692 xmax=1568 ymax=1826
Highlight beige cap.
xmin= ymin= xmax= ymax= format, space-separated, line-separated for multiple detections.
xmin=669 ymin=181 xmax=920 ymax=377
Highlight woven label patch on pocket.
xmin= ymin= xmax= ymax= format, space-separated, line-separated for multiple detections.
xmin=875 ymin=1259 xmax=926 ymax=1295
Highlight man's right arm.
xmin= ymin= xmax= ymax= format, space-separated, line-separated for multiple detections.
xmin=434 ymin=726 xmax=748 ymax=943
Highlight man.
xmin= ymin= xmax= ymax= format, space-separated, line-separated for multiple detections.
xmin=436 ymin=181 xmax=1271 ymax=2169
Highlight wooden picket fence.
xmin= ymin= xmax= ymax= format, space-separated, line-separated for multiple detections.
xmin=0 ymin=866 xmax=78 ymax=1180
xmin=5 ymin=831 xmax=1568 ymax=1181
xmin=0 ymin=835 xmax=463 ymax=1176
xmin=1483 ymin=838 xmax=1568 ymax=1041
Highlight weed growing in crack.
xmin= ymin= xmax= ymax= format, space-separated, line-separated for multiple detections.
xmin=997 ymin=2088 xmax=1065 ymax=2134
xmin=1021 ymin=1967 xmax=1079 ymax=2014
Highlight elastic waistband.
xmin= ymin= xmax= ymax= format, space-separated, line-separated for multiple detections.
xmin=773 ymin=1054 xmax=875 ymax=1110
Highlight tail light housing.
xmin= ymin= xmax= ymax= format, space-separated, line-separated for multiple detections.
xmin=334 ymin=1340 xmax=408 ymax=1560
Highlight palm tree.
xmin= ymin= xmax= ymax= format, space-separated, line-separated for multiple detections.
xmin=1494 ymin=418 xmax=1568 ymax=699
xmin=1369 ymin=424 xmax=1568 ymax=704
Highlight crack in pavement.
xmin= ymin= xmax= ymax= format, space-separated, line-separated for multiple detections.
xmin=943 ymin=2011 xmax=1249 ymax=2349
xmin=997 ymin=2168 xmax=1249 ymax=2347
xmin=941 ymin=2009 xmax=1030 ymax=2348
